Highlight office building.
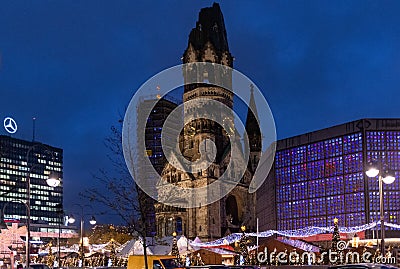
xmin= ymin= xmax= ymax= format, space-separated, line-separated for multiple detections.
xmin=0 ymin=135 xmax=63 ymax=226
xmin=136 ymin=95 xmax=179 ymax=236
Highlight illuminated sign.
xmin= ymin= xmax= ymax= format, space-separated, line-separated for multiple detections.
xmin=3 ymin=117 xmax=17 ymax=134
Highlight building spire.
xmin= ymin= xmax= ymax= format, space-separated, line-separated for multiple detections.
xmin=245 ymin=84 xmax=261 ymax=149
xmin=245 ymin=84 xmax=262 ymax=172
xmin=182 ymin=3 xmax=234 ymax=92
xmin=188 ymin=2 xmax=229 ymax=52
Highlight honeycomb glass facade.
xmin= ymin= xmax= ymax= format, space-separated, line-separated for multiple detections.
xmin=0 ymin=135 xmax=63 ymax=226
xmin=366 ymin=131 xmax=400 ymax=225
xmin=276 ymin=128 xmax=400 ymax=232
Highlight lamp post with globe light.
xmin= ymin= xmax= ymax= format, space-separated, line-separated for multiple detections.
xmin=67 ymin=205 xmax=96 ymax=267
xmin=365 ymin=160 xmax=396 ymax=256
xmin=0 ymin=143 xmax=61 ymax=269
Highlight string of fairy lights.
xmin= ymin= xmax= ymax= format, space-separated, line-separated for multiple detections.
xmin=189 ymin=221 xmax=400 ymax=247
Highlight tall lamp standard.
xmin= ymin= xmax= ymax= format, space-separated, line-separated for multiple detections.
xmin=55 ymin=203 xmax=64 ymax=268
xmin=25 ymin=144 xmax=61 ymax=269
xmin=365 ymin=161 xmax=396 ymax=256
xmin=67 ymin=205 xmax=96 ymax=268
xmin=0 ymin=144 xmax=61 ymax=268
xmin=0 ymin=176 xmax=60 ymax=268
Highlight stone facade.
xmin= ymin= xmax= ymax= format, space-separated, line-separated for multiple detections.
xmin=155 ymin=3 xmax=261 ymax=240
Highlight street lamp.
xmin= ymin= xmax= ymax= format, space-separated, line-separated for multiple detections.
xmin=25 ymin=144 xmax=60 ymax=269
xmin=365 ymin=161 xmax=396 ymax=256
xmin=55 ymin=203 xmax=64 ymax=268
xmin=67 ymin=205 xmax=96 ymax=267
xmin=0 ymin=144 xmax=60 ymax=269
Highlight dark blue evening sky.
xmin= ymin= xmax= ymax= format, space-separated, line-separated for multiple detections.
xmin=1 ymin=1 xmax=400 ymax=224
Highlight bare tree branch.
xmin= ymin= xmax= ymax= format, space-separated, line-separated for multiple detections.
xmin=80 ymin=120 xmax=151 ymax=269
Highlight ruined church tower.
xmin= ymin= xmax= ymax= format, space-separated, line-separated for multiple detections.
xmin=155 ymin=3 xmax=260 ymax=240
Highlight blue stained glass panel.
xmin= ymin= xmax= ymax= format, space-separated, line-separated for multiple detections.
xmin=277 ymin=185 xmax=291 ymax=202
xmin=309 ymin=197 xmax=326 ymax=216
xmin=276 ymin=167 xmax=291 ymax=185
xmin=325 ymin=157 xmax=343 ymax=176
xmin=275 ymin=151 xmax=284 ymax=168
xmin=324 ymin=137 xmax=343 ymax=158
xmin=291 ymin=182 xmax=307 ymax=201
xmin=327 ymin=195 xmax=345 ymax=214
xmin=343 ymin=133 xmax=362 ymax=154
xmin=307 ymin=142 xmax=324 ymax=162
xmin=387 ymin=191 xmax=400 ymax=210
xmin=367 ymin=177 xmax=379 ymax=191
xmin=308 ymin=178 xmax=325 ymax=198
xmin=279 ymin=202 xmax=292 ymax=219
xmin=292 ymin=200 xmax=308 ymax=218
xmin=328 ymin=214 xmax=345 ymax=226
xmin=307 ymin=160 xmax=324 ymax=179
xmin=277 ymin=129 xmax=400 ymax=232
xmin=386 ymin=131 xmax=400 ymax=151
xmin=344 ymin=173 xmax=364 ymax=193
xmin=344 ymin=153 xmax=363 ymax=174
xmin=309 ymin=217 xmax=326 ymax=227
xmin=276 ymin=149 xmax=291 ymax=168
xmin=295 ymin=218 xmax=308 ymax=229
xmin=346 ymin=212 xmax=365 ymax=226
xmin=277 ymin=186 xmax=284 ymax=202
xmin=366 ymin=131 xmax=385 ymax=151
xmin=279 ymin=219 xmax=291 ymax=230
xmin=277 ymin=203 xmax=284 ymax=219
xmin=291 ymin=146 xmax=306 ymax=165
xmin=345 ymin=192 xmax=365 ymax=213
xmin=291 ymin=164 xmax=307 ymax=183
xmin=388 ymin=211 xmax=400 ymax=224
xmin=366 ymin=151 xmax=386 ymax=164
xmin=326 ymin=176 xmax=344 ymax=195
xmin=387 ymin=151 xmax=400 ymax=170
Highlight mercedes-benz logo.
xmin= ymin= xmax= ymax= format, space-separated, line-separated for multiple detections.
xmin=3 ymin=117 xmax=18 ymax=134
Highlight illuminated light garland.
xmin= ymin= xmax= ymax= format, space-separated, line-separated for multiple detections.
xmin=336 ymin=222 xmax=377 ymax=233
xmin=190 ymin=233 xmax=242 ymax=247
xmin=278 ymin=238 xmax=320 ymax=253
xmin=246 ymin=231 xmax=274 ymax=237
xmin=272 ymin=226 xmax=329 ymax=238
xmin=189 ymin=221 xmax=399 ymax=248
xmin=383 ymin=222 xmax=400 ymax=229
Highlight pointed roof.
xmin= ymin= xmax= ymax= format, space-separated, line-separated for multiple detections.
xmin=245 ymin=84 xmax=261 ymax=140
xmin=187 ymin=2 xmax=229 ymax=52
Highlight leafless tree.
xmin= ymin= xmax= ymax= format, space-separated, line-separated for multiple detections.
xmin=82 ymin=121 xmax=151 ymax=269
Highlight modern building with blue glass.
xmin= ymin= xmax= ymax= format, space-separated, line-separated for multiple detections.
xmin=257 ymin=118 xmax=400 ymax=238
xmin=0 ymin=135 xmax=63 ymax=226
xmin=136 ymin=94 xmax=179 ymax=236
